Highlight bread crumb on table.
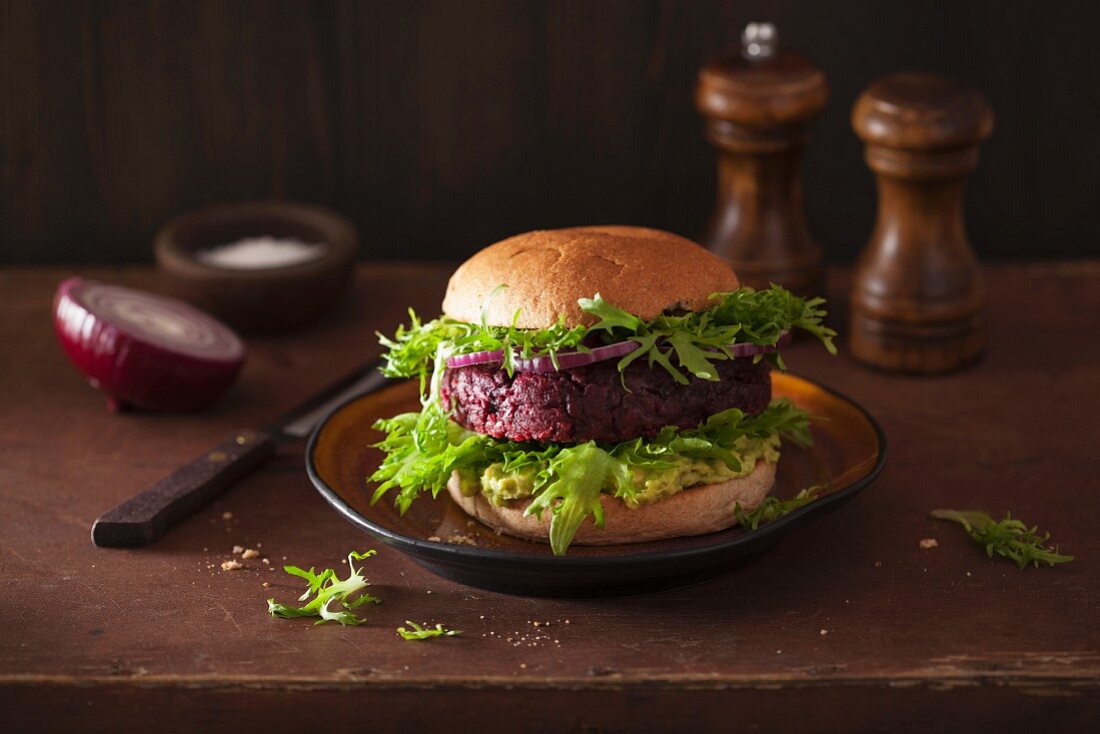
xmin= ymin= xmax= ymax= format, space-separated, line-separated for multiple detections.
xmin=220 ymin=560 xmax=243 ymax=571
xmin=232 ymin=545 xmax=244 ymax=554
xmin=241 ymin=549 xmax=260 ymax=559
xmin=919 ymin=538 xmax=939 ymax=549
xmin=222 ymin=511 xmax=234 ymax=520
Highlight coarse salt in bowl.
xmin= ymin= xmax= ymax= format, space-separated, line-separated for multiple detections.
xmin=154 ymin=201 xmax=358 ymax=332
xmin=196 ymin=236 xmax=329 ymax=270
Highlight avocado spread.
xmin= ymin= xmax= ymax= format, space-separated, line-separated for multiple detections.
xmin=473 ymin=434 xmax=781 ymax=508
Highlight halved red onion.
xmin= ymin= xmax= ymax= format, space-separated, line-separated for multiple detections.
xmin=54 ymin=278 xmax=246 ymax=412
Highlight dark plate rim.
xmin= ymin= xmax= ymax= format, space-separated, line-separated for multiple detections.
xmin=304 ymin=373 xmax=888 ymax=568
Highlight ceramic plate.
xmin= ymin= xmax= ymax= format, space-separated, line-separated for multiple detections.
xmin=306 ymin=373 xmax=887 ymax=597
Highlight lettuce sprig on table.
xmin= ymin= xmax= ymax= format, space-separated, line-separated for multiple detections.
xmin=370 ymin=400 xmax=812 ymax=555
xmin=379 ymin=286 xmax=836 ymax=389
xmin=267 ymin=550 xmax=381 ymax=626
xmin=396 ymin=621 xmax=462 ymax=640
xmin=931 ymin=510 xmax=1074 ymax=569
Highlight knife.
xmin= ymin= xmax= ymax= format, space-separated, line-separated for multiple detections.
xmin=91 ymin=360 xmax=388 ymax=548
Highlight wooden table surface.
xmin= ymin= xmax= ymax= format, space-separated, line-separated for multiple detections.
xmin=1 ymin=262 xmax=1098 ymax=733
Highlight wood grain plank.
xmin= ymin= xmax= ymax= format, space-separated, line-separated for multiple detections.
xmin=3 ymin=2 xmax=1099 ymax=264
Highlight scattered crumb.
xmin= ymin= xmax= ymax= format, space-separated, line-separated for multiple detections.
xmin=221 ymin=560 xmax=243 ymax=571
xmin=261 ymin=558 xmax=270 ymax=565
xmin=261 ymin=582 xmax=270 ymax=588
xmin=966 ymin=571 xmax=972 ymax=577
xmin=479 ymin=615 xmax=485 ymax=619
xmin=427 ymin=536 xmax=442 ymax=542
xmin=222 ymin=511 xmax=234 ymax=520
xmin=919 ymin=538 xmax=939 ymax=549
xmin=242 ymin=549 xmax=260 ymax=560
xmin=426 ymin=590 xmax=433 ymax=594
xmin=874 ymin=561 xmax=882 ymax=568
xmin=446 ymin=534 xmax=478 ymax=546
xmin=232 ymin=545 xmax=244 ymax=554
xmin=564 ymin=620 xmax=570 ymax=624
xmin=820 ymin=629 xmax=828 ymax=636
xmin=519 ymin=663 xmax=527 ymax=669
xmin=256 ymin=543 xmax=262 ymax=548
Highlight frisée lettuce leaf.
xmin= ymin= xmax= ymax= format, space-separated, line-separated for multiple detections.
xmin=370 ymin=399 xmax=813 ymax=555
xmin=396 ymin=620 xmax=462 ymax=640
xmin=580 ymin=287 xmax=835 ymax=382
xmin=734 ymin=485 xmax=825 ymax=530
xmin=930 ymin=510 xmax=1074 ymax=569
xmin=267 ymin=550 xmax=381 ymax=626
xmin=378 ymin=286 xmax=835 ymax=388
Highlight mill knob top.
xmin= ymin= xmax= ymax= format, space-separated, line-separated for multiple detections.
xmin=853 ymin=72 xmax=994 ymax=151
xmin=696 ymin=23 xmax=828 ymax=129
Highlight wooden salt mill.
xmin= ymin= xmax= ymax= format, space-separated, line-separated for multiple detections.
xmin=695 ymin=23 xmax=828 ymax=295
xmin=849 ymin=72 xmax=994 ymax=373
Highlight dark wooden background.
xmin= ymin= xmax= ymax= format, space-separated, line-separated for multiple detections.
xmin=2 ymin=0 xmax=1097 ymax=265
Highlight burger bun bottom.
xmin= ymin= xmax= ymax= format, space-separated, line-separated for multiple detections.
xmin=446 ymin=461 xmax=776 ymax=546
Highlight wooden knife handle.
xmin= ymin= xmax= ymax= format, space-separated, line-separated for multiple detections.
xmin=91 ymin=429 xmax=277 ymax=548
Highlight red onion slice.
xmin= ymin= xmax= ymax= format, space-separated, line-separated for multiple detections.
xmin=512 ymin=340 xmax=640 ymax=373
xmin=54 ymin=278 xmax=246 ymax=412
xmin=445 ymin=348 xmax=506 ymax=369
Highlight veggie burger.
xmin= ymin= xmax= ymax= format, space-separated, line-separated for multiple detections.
xmin=371 ymin=226 xmax=835 ymax=555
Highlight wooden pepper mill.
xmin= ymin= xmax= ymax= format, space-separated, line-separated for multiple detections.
xmin=849 ymin=72 xmax=994 ymax=373
xmin=695 ymin=22 xmax=828 ymax=295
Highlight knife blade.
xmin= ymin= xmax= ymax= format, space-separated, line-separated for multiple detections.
xmin=91 ymin=360 xmax=388 ymax=548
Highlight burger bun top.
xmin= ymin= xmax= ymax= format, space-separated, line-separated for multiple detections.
xmin=442 ymin=226 xmax=739 ymax=328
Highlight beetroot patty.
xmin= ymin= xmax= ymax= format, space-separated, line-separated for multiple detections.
xmin=440 ymin=357 xmax=771 ymax=444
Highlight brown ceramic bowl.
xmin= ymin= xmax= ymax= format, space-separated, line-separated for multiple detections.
xmin=154 ymin=200 xmax=358 ymax=332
